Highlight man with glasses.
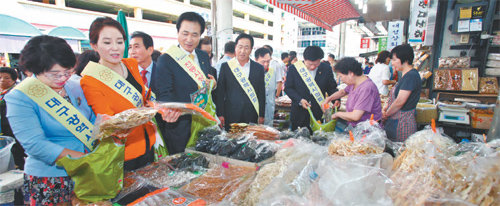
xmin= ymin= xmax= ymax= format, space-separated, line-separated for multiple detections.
xmin=284 ymin=46 xmax=337 ymax=131
xmin=216 ymin=33 xmax=265 ymax=131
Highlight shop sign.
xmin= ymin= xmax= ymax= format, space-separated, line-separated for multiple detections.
xmin=471 ymin=6 xmax=485 ymax=19
xmin=388 ymin=21 xmax=404 ymax=51
xmin=360 ymin=38 xmax=370 ymax=49
xmin=409 ymin=0 xmax=429 ymax=43
xmin=378 ymin=37 xmax=388 ymax=52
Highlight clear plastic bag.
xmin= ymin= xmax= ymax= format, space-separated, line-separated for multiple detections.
xmin=438 ymin=57 xmax=470 ymax=68
xmin=328 ymin=120 xmax=386 ymax=156
xmin=148 ymin=101 xmax=218 ymax=123
xmin=479 ymin=77 xmax=499 ymax=94
xmin=181 ymin=164 xmax=256 ymax=203
xmin=93 ymin=107 xmax=158 ymax=139
xmin=129 ymin=187 xmax=206 ymax=206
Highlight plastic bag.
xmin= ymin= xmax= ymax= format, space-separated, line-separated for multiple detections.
xmin=328 ymin=120 xmax=387 ymax=156
xmin=129 ymin=187 xmax=206 ymax=206
xmin=93 ymin=107 xmax=158 ymax=139
xmin=438 ymin=57 xmax=470 ymax=68
xmin=181 ymin=164 xmax=256 ymax=203
xmin=148 ymin=102 xmax=217 ymax=122
xmin=479 ymin=77 xmax=499 ymax=94
xmin=308 ymin=107 xmax=336 ymax=132
xmin=56 ymin=137 xmax=125 ymax=203
xmin=168 ymin=153 xmax=209 ymax=172
xmin=461 ymin=68 xmax=479 ymax=91
xmin=245 ymin=124 xmax=280 ymax=140
xmin=433 ymin=69 xmax=449 ymax=90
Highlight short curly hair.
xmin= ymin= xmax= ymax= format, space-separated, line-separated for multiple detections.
xmin=334 ymin=57 xmax=363 ymax=76
xmin=19 ymin=35 xmax=76 ymax=75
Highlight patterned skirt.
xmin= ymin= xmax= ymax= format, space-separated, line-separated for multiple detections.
xmin=23 ymin=174 xmax=74 ymax=206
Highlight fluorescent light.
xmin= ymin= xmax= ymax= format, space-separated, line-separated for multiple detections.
xmin=386 ymin=1 xmax=392 ymax=12
xmin=358 ymin=1 xmax=363 ymax=9
xmin=359 ymin=23 xmax=374 ymax=36
xmin=363 ymin=4 xmax=367 ymax=13
xmin=375 ymin=22 xmax=387 ymax=35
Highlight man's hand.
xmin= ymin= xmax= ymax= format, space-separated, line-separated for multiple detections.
xmin=218 ymin=116 xmax=225 ymax=129
xmin=207 ymin=74 xmax=216 ymax=89
xmin=300 ymin=99 xmax=311 ymax=110
xmin=161 ymin=109 xmax=182 ymax=123
xmin=258 ymin=117 xmax=264 ymax=124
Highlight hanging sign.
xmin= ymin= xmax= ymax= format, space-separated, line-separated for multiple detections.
xmin=360 ymin=38 xmax=370 ymax=49
xmin=378 ymin=37 xmax=388 ymax=52
xmin=409 ymin=0 xmax=429 ymax=43
xmin=387 ymin=21 xmax=404 ymax=51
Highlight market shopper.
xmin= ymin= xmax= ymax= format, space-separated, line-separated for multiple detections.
xmin=154 ymin=12 xmax=217 ymax=154
xmin=81 ymin=17 xmax=180 ymax=170
xmin=0 ymin=67 xmax=25 ymax=170
xmin=215 ymin=41 xmax=236 ymax=78
xmin=262 ymin=45 xmax=284 ymax=98
xmin=323 ymin=57 xmax=382 ymax=127
xmin=368 ymin=51 xmax=396 ymax=96
xmin=383 ymin=44 xmax=421 ymax=142
xmin=5 ymin=35 xmax=94 ymax=205
xmin=285 ymin=46 xmax=337 ymax=131
xmin=216 ymin=33 xmax=266 ymax=130
xmin=255 ymin=47 xmax=278 ymax=126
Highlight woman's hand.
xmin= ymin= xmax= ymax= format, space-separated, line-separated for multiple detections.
xmin=206 ymin=74 xmax=216 ymax=89
xmin=161 ymin=109 xmax=182 ymax=123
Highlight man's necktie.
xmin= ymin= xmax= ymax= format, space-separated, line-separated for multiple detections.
xmin=189 ymin=54 xmax=195 ymax=61
xmin=140 ymin=69 xmax=148 ymax=86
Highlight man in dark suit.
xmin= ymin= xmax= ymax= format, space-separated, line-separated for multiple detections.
xmin=154 ymin=12 xmax=217 ymax=154
xmin=284 ymin=46 xmax=337 ymax=131
xmin=129 ymin=31 xmax=157 ymax=92
xmin=216 ymin=33 xmax=265 ymax=131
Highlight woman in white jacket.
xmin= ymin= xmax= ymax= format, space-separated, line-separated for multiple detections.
xmin=368 ymin=51 xmax=396 ymax=96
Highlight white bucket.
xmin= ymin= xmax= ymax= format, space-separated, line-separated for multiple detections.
xmin=0 ymin=136 xmax=15 ymax=173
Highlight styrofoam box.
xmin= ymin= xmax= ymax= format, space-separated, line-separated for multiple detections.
xmin=0 ymin=170 xmax=23 ymax=193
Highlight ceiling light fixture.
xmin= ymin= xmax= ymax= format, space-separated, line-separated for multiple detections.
xmin=363 ymin=4 xmax=367 ymax=14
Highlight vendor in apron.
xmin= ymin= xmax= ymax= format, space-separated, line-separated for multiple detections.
xmin=322 ymin=57 xmax=382 ymax=127
xmin=382 ymin=44 xmax=421 ymax=142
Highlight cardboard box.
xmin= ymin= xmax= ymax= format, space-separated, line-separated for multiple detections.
xmin=470 ymin=111 xmax=493 ymax=129
xmin=416 ymin=103 xmax=438 ymax=124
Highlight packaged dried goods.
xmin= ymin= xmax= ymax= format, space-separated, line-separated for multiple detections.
xmin=438 ymin=57 xmax=470 ymax=68
xmin=94 ymin=107 xmax=158 ymax=139
xmin=479 ymin=77 xmax=499 ymax=94
xmin=448 ymin=69 xmax=462 ymax=90
xmin=245 ymin=124 xmax=280 ymax=140
xmin=461 ymin=68 xmax=478 ymax=91
xmin=181 ymin=165 xmax=256 ymax=203
xmin=433 ymin=69 xmax=449 ymax=90
xmin=129 ymin=187 xmax=206 ymax=206
xmin=148 ymin=102 xmax=218 ymax=122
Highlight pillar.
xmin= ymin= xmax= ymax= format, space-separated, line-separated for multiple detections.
xmin=134 ymin=7 xmax=143 ymax=20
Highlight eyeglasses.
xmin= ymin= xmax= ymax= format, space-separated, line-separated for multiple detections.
xmin=44 ymin=70 xmax=74 ymax=79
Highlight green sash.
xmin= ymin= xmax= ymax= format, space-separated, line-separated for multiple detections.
xmin=82 ymin=62 xmax=144 ymax=108
xmin=294 ymin=61 xmax=325 ymax=107
xmin=227 ymin=58 xmax=260 ymax=116
xmin=166 ymin=45 xmax=207 ymax=88
xmin=265 ymin=67 xmax=274 ymax=89
xmin=15 ymin=77 xmax=95 ymax=150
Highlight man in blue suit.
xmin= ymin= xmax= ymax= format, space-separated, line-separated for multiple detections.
xmin=216 ymin=33 xmax=265 ymax=131
xmin=153 ymin=12 xmax=217 ymax=154
xmin=285 ymin=46 xmax=337 ymax=131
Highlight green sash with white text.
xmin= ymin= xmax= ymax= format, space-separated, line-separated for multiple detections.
xmin=294 ymin=61 xmax=325 ymax=107
xmin=265 ymin=67 xmax=274 ymax=89
xmin=227 ymin=58 xmax=260 ymax=116
xmin=15 ymin=77 xmax=95 ymax=151
xmin=166 ymin=45 xmax=207 ymax=88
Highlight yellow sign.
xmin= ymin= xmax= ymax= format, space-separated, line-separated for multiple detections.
xmin=460 ymin=7 xmax=472 ymax=19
